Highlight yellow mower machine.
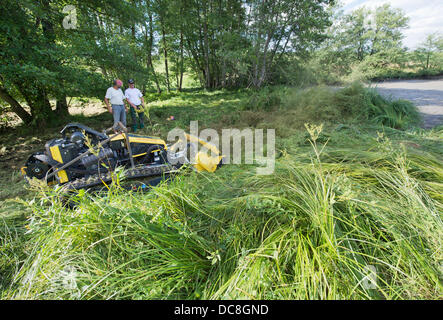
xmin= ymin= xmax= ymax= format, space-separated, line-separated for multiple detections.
xmin=21 ymin=123 xmax=223 ymax=190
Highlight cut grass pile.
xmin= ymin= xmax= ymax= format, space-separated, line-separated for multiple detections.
xmin=0 ymin=83 xmax=442 ymax=299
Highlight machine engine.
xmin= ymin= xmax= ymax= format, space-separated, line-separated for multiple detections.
xmin=22 ymin=123 xmax=168 ymax=185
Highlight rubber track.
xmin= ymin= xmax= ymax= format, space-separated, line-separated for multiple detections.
xmin=60 ymin=164 xmax=176 ymax=191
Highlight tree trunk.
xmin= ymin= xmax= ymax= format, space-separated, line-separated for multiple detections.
xmin=41 ymin=0 xmax=56 ymax=43
xmin=202 ymin=2 xmax=211 ymax=88
xmin=257 ymin=32 xmax=272 ymax=87
xmin=179 ymin=30 xmax=184 ymax=91
xmin=221 ymin=59 xmax=226 ymax=88
xmin=0 ymin=86 xmax=32 ymax=124
xmin=28 ymin=90 xmax=53 ymax=126
xmin=146 ymin=17 xmax=162 ymax=93
xmin=56 ymin=94 xmax=69 ymax=118
xmin=42 ymin=0 xmax=68 ymax=120
xmin=186 ymin=37 xmax=206 ymax=85
xmin=12 ymin=79 xmax=53 ymax=126
xmin=160 ymin=18 xmax=170 ymax=92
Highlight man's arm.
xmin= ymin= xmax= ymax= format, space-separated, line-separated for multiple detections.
xmin=124 ymin=91 xmax=136 ymax=109
xmin=126 ymin=98 xmax=136 ymax=109
xmin=139 ymin=89 xmax=145 ymax=107
xmin=104 ymin=97 xmax=112 ymax=114
xmin=122 ymin=95 xmax=130 ymax=111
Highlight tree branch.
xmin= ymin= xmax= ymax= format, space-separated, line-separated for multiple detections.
xmin=0 ymin=86 xmax=32 ymax=124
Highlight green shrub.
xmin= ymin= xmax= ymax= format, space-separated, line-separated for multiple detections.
xmin=280 ymin=83 xmax=420 ymax=129
xmin=243 ymin=87 xmax=282 ymax=112
xmin=0 ymin=216 xmax=27 ymax=295
xmin=365 ymin=89 xmax=420 ymax=129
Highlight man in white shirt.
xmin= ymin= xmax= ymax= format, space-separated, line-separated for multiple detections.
xmin=104 ymin=79 xmax=127 ymax=130
xmin=124 ymin=79 xmax=146 ymax=132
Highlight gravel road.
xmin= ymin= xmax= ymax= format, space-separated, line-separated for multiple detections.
xmin=373 ymin=78 xmax=443 ymax=129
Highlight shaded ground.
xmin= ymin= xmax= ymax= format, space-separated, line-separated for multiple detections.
xmin=373 ymin=79 xmax=443 ymax=129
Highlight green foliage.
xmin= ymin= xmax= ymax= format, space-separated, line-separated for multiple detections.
xmin=412 ymin=33 xmax=443 ymax=71
xmin=243 ymin=87 xmax=282 ymax=112
xmin=269 ymin=56 xmax=319 ymax=87
xmin=0 ymin=0 xmax=336 ymax=126
xmin=177 ymin=0 xmax=334 ymax=89
xmin=0 ymin=0 xmax=142 ymax=125
xmin=364 ymin=89 xmax=420 ymax=128
xmin=280 ymin=83 xmax=420 ymax=130
xmin=0 ymin=214 xmax=27 ymax=293
xmin=312 ymin=4 xmax=443 ymax=83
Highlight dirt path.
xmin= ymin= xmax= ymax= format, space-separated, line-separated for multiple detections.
xmin=373 ymin=79 xmax=443 ymax=129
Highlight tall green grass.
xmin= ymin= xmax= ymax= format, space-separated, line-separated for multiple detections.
xmin=239 ymin=84 xmax=420 ymax=141
xmin=2 ymin=123 xmax=442 ymax=300
xmin=0 ymin=84 xmax=441 ymax=300
xmin=280 ymin=83 xmax=420 ymax=129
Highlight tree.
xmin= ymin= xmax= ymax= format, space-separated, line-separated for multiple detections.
xmin=0 ymin=0 xmax=145 ymax=126
xmin=414 ymin=33 xmax=443 ymax=70
xmin=0 ymin=0 xmax=336 ymax=125
xmin=313 ymin=4 xmax=410 ymax=80
xmin=178 ymin=0 xmax=334 ymax=89
xmin=339 ymin=7 xmax=372 ymax=62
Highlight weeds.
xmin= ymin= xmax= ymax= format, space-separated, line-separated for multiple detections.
xmin=2 ymin=123 xmax=442 ymax=300
xmin=279 ymin=83 xmax=420 ymax=130
xmin=0 ymin=84 xmax=441 ymax=300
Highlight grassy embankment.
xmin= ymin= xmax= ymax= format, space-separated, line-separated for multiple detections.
xmin=0 ymin=83 xmax=442 ymax=299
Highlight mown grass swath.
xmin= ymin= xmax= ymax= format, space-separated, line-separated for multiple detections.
xmin=0 ymin=85 xmax=442 ymax=300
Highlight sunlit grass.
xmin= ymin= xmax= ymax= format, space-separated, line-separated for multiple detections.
xmin=0 ymin=84 xmax=442 ymax=300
